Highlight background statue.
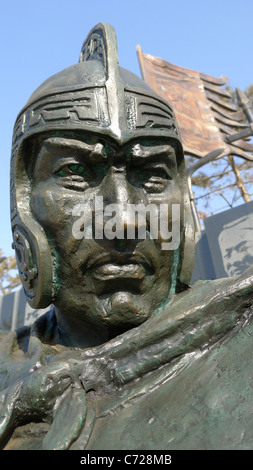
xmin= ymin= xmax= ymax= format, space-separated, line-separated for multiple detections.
xmin=0 ymin=23 xmax=253 ymax=450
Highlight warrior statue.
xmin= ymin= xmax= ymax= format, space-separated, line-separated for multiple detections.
xmin=0 ymin=23 xmax=252 ymax=450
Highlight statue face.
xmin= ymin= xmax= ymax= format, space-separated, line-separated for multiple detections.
xmin=30 ymin=133 xmax=183 ymax=337
xmin=218 ymin=215 xmax=253 ymax=277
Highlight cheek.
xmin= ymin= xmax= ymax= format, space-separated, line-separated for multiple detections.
xmin=30 ymin=183 xmax=81 ymax=252
xmin=147 ymin=181 xmax=182 ymax=205
xmin=30 ymin=184 xmax=96 ymax=256
xmin=31 ymin=185 xmax=66 ymax=228
xmin=147 ymin=183 xmax=183 ymax=235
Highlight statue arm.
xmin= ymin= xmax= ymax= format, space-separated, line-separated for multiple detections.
xmin=0 ymin=334 xmax=87 ymax=450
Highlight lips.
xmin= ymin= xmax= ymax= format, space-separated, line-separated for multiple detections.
xmin=92 ymin=263 xmax=146 ymax=281
xmin=81 ymin=250 xmax=155 ymax=279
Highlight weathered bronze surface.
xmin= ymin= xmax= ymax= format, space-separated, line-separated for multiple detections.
xmin=0 ymin=23 xmax=253 ymax=450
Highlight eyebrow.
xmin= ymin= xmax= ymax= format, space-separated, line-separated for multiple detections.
xmin=42 ymin=137 xmax=107 ymax=161
xmin=225 ymin=240 xmax=248 ymax=256
xmin=131 ymin=143 xmax=176 ymax=165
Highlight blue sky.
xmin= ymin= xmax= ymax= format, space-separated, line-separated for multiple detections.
xmin=1 ymin=0 xmax=252 ymax=256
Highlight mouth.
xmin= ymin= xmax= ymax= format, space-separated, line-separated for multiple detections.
xmin=81 ymin=251 xmax=155 ymax=286
xmin=228 ymin=266 xmax=244 ymax=276
xmin=92 ymin=263 xmax=147 ymax=281
xmin=85 ymin=250 xmax=154 ymax=271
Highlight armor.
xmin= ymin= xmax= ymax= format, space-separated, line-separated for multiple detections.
xmin=10 ymin=23 xmax=194 ymax=308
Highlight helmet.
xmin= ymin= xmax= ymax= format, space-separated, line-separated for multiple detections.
xmin=10 ymin=23 xmax=195 ymax=308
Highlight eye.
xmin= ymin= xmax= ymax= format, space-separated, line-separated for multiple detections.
xmin=224 ymin=249 xmax=232 ymax=259
xmin=56 ymin=163 xmax=93 ymax=179
xmin=137 ymin=166 xmax=170 ymax=193
xmin=238 ymin=244 xmax=248 ymax=253
xmin=139 ymin=167 xmax=168 ymax=180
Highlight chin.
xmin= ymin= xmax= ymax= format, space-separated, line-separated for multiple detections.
xmin=54 ymin=288 xmax=150 ymax=329
xmin=95 ymin=291 xmax=153 ymax=329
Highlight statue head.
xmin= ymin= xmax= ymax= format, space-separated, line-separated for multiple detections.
xmin=10 ymin=24 xmax=195 ymax=343
xmin=218 ymin=215 xmax=253 ymax=277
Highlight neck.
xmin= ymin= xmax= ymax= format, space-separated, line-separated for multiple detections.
xmin=54 ymin=306 xmax=110 ymax=349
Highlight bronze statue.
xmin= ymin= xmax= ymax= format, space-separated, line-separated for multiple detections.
xmin=0 ymin=23 xmax=253 ymax=450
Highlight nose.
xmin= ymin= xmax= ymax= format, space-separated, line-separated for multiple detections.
xmin=95 ymin=167 xmax=147 ymax=240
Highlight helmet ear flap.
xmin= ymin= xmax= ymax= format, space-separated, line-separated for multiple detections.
xmin=177 ymin=200 xmax=195 ymax=289
xmin=174 ymin=154 xmax=195 ymax=290
xmin=11 ymin=137 xmax=54 ymax=309
xmin=12 ymin=217 xmax=54 ymax=309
